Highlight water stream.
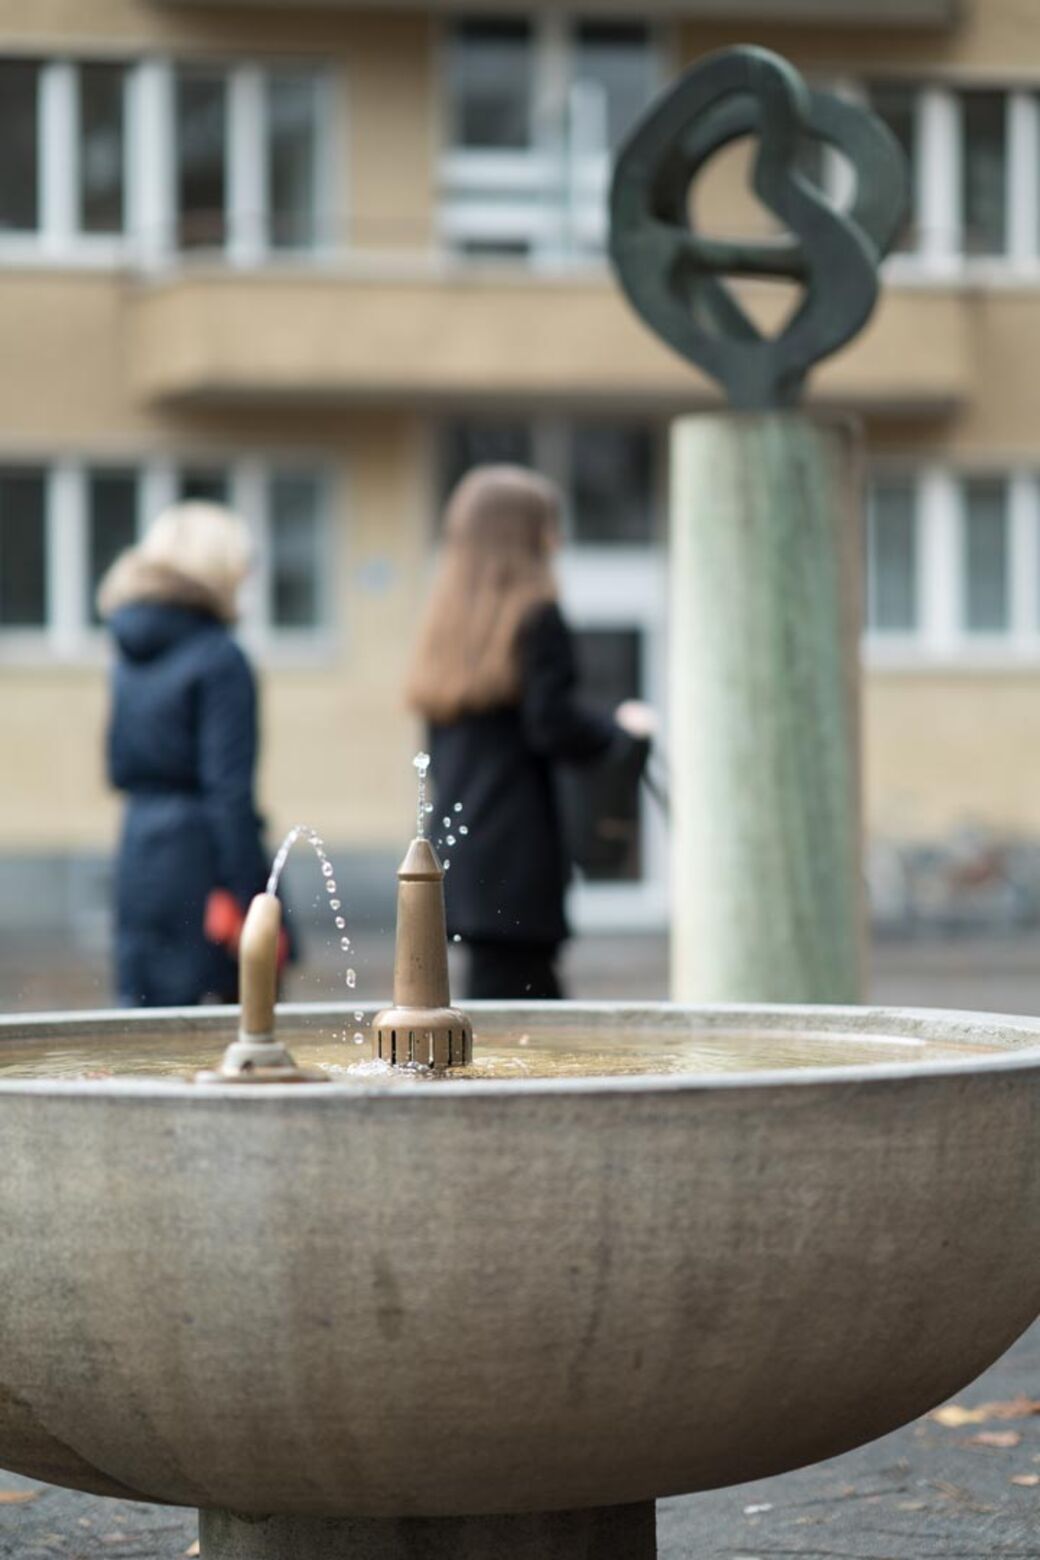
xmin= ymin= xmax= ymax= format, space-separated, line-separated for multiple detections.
xmin=266 ymin=824 xmax=364 ymax=1044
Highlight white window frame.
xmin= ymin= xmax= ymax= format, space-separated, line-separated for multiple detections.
xmin=879 ymin=80 xmax=1040 ymax=285
xmin=0 ymin=453 xmax=338 ymax=665
xmin=0 ymin=53 xmax=335 ymax=272
xmin=438 ymin=15 xmax=673 ymax=269
xmin=864 ymin=465 xmax=1040 ymax=669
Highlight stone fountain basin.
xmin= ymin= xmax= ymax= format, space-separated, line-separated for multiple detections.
xmin=0 ymin=1001 xmax=1038 ymax=1521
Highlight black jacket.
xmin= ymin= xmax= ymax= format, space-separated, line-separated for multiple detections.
xmin=105 ymin=582 xmax=268 ymax=1006
xmin=429 ymin=602 xmax=617 ymax=946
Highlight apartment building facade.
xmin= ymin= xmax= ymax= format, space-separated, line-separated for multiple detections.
xmin=0 ymin=0 xmax=1034 ymax=939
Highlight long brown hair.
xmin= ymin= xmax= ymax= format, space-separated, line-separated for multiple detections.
xmin=407 ymin=465 xmax=560 ymax=723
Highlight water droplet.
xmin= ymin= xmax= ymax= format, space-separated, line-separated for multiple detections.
xmin=452 ymin=934 xmax=462 ymax=943
xmin=325 ymin=880 xmax=336 ymax=895
xmin=330 ymin=899 xmax=340 ymax=911
xmin=346 ymin=969 xmax=358 ymax=989
xmin=459 ymin=825 xmax=469 ymax=836
xmin=321 ymin=861 xmax=333 ymax=877
xmin=454 ymin=802 xmax=463 ymax=813
xmin=442 ymin=817 xmax=452 ymax=829
xmin=353 ymin=1033 xmax=365 ymax=1046
xmin=424 ymin=803 xmax=434 ymax=814
xmin=354 ymin=1010 xmax=363 ymax=1022
xmin=335 ymin=916 xmax=346 ymax=930
xmin=444 ymin=860 xmax=451 ymax=871
xmin=413 ymin=751 xmax=431 ymax=775
xmin=340 ymin=937 xmax=351 ymax=952
xmin=446 ymin=834 xmax=456 ymax=847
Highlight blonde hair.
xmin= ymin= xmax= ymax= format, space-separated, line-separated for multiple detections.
xmin=407 ymin=465 xmax=560 ymax=723
xmin=98 ymin=502 xmax=253 ymax=624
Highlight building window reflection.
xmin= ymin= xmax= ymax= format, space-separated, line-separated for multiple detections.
xmin=866 ymin=478 xmax=918 ymax=634
xmin=0 ymin=62 xmax=40 ymax=234
xmin=962 ymin=476 xmax=1010 ymax=633
xmin=176 ymin=67 xmax=229 ymax=252
xmin=78 ymin=63 xmax=127 ymax=236
xmin=0 ymin=468 xmax=47 ymax=629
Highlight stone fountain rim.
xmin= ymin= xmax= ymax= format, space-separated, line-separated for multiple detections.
xmin=0 ymin=1000 xmax=1038 ymax=1100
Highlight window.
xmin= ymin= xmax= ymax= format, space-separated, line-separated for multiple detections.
xmin=0 ymin=457 xmax=329 ymax=654
xmin=449 ymin=20 xmax=533 ymax=151
xmin=179 ymin=467 xmax=231 ymax=505
xmin=867 ymin=479 xmax=917 ymax=633
xmin=441 ymin=420 xmax=658 ymax=544
xmin=443 ymin=17 xmax=659 ymax=262
xmin=441 ymin=422 xmax=533 ymax=506
xmin=571 ymin=424 xmax=655 ymax=545
xmin=176 ymin=67 xmax=229 ymax=251
xmin=571 ymin=23 xmax=655 ymax=154
xmin=868 ymin=84 xmax=917 ymax=253
xmin=0 ymin=62 xmax=39 ymax=234
xmin=269 ymin=471 xmax=324 ymax=629
xmin=267 ymin=72 xmax=321 ymax=251
xmin=78 ymin=63 xmax=126 ymax=235
xmin=963 ymin=477 xmax=1010 ymax=632
xmin=0 ymin=468 xmax=47 ymax=628
xmin=87 ymin=469 xmax=138 ymax=623
xmin=961 ymin=91 xmax=1007 ymax=256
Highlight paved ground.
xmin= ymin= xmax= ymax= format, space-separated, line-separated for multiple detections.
xmin=2 ymin=932 xmax=1040 ymax=1556
xmin=6 ymin=926 xmax=1040 ymax=1015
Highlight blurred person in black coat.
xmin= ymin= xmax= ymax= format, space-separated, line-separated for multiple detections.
xmin=407 ymin=465 xmax=655 ymax=1000
xmin=98 ymin=503 xmax=271 ymax=1007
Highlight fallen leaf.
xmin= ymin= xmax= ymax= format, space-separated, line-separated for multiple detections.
xmin=897 ymin=1500 xmax=928 ymax=1511
xmin=743 ymin=1503 xmax=773 ymax=1516
xmin=0 ymin=1490 xmax=40 ymax=1504
xmin=966 ymin=1430 xmax=1022 ymax=1448
xmin=1012 ymin=1474 xmax=1040 ymax=1488
xmin=184 ymin=1544 xmax=200 ymax=1557
xmin=931 ymin=1396 xmax=1040 ymax=1428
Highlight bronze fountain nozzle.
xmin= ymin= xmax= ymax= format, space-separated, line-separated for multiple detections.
xmin=372 ymin=837 xmax=473 ymax=1071
xmin=196 ymin=892 xmax=327 ymax=1084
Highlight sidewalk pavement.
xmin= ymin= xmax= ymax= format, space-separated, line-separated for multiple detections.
xmin=3 ymin=927 xmax=1040 ymax=1016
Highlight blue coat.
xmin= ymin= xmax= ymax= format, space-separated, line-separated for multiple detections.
xmin=106 ymin=600 xmax=269 ymax=1006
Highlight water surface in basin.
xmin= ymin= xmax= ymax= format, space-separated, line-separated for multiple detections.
xmin=0 ymin=1024 xmax=1007 ymax=1081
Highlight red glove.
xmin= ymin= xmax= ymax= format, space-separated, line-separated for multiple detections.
xmin=204 ymin=889 xmax=245 ymax=954
xmin=205 ymin=890 xmax=290 ymax=972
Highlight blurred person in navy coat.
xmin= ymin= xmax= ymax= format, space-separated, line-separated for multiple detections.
xmin=98 ymin=503 xmax=270 ymax=1006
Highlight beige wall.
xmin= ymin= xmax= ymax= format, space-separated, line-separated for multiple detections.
xmin=680 ymin=0 xmax=1039 ymax=79
xmin=866 ymin=672 xmax=1040 ymax=839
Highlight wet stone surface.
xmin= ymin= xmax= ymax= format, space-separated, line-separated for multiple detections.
xmin=0 ymin=1323 xmax=1038 ymax=1557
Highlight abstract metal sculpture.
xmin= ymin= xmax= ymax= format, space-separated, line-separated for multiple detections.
xmin=609 ymin=47 xmax=910 ymax=409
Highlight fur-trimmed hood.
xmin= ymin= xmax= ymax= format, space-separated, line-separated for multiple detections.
xmin=99 ymin=551 xmax=233 ymax=663
xmin=98 ymin=550 xmax=234 ymax=623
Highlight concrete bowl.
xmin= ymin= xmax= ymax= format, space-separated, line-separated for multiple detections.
xmin=0 ymin=1001 xmax=1038 ymax=1522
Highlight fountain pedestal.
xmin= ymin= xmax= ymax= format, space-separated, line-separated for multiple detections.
xmin=200 ymin=1503 xmax=657 ymax=1559
xmin=669 ymin=412 xmax=865 ymax=1005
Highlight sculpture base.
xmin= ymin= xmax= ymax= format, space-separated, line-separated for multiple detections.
xmin=199 ymin=1503 xmax=657 ymax=1559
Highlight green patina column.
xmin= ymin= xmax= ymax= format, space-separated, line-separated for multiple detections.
xmin=669 ymin=412 xmax=865 ymax=1003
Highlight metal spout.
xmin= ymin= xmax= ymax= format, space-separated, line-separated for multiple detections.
xmin=372 ymin=838 xmax=473 ymax=1071
xmin=197 ymin=893 xmax=327 ymax=1085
